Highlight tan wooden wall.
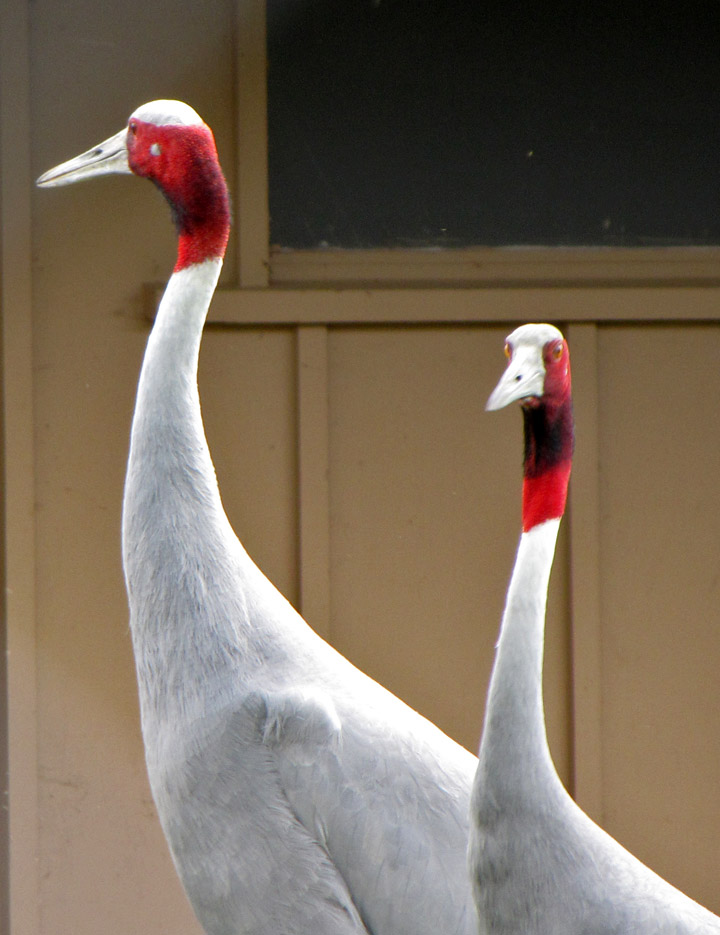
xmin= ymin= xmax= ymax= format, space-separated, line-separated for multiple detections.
xmin=1 ymin=1 xmax=720 ymax=933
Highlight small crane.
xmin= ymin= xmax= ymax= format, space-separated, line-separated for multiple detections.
xmin=469 ymin=322 xmax=720 ymax=934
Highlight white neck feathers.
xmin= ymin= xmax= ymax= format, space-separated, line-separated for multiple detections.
xmin=146 ymin=258 xmax=222 ymax=374
xmin=477 ymin=518 xmax=563 ymax=799
xmin=122 ymin=258 xmax=231 ymax=577
xmin=121 ymin=256 xmax=249 ymax=722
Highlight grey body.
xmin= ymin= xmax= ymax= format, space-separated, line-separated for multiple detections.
xmin=123 ymin=260 xmax=477 ymax=934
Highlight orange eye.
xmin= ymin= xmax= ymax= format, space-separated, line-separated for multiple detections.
xmin=551 ymin=342 xmax=563 ymax=361
xmin=504 ymin=342 xmax=511 ymax=359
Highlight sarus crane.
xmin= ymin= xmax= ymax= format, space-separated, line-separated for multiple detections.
xmin=469 ymin=322 xmax=720 ymax=934
xmin=38 ymin=100 xmax=478 ymax=935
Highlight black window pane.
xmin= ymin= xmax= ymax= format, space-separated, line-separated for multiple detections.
xmin=267 ymin=0 xmax=720 ymax=248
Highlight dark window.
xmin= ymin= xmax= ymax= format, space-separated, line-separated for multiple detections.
xmin=267 ymin=0 xmax=720 ymax=248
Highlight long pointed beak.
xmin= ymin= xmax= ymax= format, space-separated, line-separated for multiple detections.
xmin=486 ymin=345 xmax=546 ymax=411
xmin=36 ymin=127 xmax=131 ymax=187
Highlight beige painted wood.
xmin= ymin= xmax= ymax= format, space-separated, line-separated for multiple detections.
xmin=200 ymin=326 xmax=299 ymax=608
xmin=296 ymin=326 xmax=332 ymax=638
xmin=598 ymin=325 xmax=720 ymax=914
xmin=0 ymin=0 xmax=39 ymax=932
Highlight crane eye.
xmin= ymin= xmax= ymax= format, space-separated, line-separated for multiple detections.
xmin=503 ymin=342 xmax=511 ymax=359
xmin=129 ymin=121 xmax=138 ymax=135
xmin=551 ymin=342 xmax=563 ymax=361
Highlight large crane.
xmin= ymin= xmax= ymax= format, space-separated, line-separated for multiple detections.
xmin=38 ymin=100 xmax=477 ymax=935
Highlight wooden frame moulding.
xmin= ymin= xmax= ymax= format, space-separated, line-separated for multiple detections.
xmin=198 ymin=280 xmax=720 ymax=326
xmin=270 ymin=244 xmax=720 ymax=286
xmin=0 ymin=0 xmax=40 ymax=932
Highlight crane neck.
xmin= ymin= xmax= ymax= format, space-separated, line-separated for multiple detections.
xmin=171 ymin=171 xmax=230 ymax=272
xmin=125 ymin=256 xmax=225 ymax=525
xmin=148 ymin=258 xmax=222 ymax=377
xmin=121 ymin=135 xmax=241 ymax=723
xmin=477 ymin=389 xmax=574 ymax=803
xmin=477 ymin=519 xmax=564 ymax=801
xmin=122 ymin=256 xmax=249 ymax=723
xmin=123 ymin=256 xmax=228 ymax=563
xmin=126 ymin=124 xmax=231 ymax=467
xmin=521 ymin=396 xmax=573 ymax=531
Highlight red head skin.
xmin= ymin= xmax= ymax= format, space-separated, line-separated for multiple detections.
xmin=126 ymin=119 xmax=231 ymax=272
xmin=521 ymin=337 xmax=574 ymax=532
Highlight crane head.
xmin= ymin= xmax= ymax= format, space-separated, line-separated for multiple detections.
xmin=36 ymin=100 xmax=207 ymax=188
xmin=486 ymin=323 xmax=570 ymax=412
xmin=488 ymin=323 xmax=574 ymax=530
xmin=37 ymin=100 xmax=230 ymax=271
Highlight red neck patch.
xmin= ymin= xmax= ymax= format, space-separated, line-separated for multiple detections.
xmin=522 ymin=461 xmax=572 ymax=531
xmin=127 ymin=120 xmax=231 ymax=271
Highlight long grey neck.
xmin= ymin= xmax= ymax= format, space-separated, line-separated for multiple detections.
xmin=121 ymin=258 xmax=248 ymax=724
xmin=477 ymin=519 xmax=564 ymax=803
xmin=123 ymin=258 xmax=226 ymax=549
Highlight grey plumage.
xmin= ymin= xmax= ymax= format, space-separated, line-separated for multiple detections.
xmin=38 ymin=101 xmax=478 ymax=935
xmin=470 ymin=324 xmax=720 ymax=935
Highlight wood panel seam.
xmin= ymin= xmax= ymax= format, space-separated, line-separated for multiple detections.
xmin=296 ymin=326 xmax=331 ymax=639
xmin=566 ymin=323 xmax=604 ymax=823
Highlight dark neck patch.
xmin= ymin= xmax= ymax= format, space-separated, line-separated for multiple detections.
xmin=521 ymin=397 xmax=574 ymax=530
xmin=522 ymin=398 xmax=574 ymax=477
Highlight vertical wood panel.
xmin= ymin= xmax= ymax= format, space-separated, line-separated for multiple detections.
xmin=296 ymin=326 xmax=331 ymax=638
xmin=236 ymin=0 xmax=270 ymax=287
xmin=566 ymin=323 xmax=604 ymax=821
xmin=0 ymin=0 xmax=39 ymax=931
xmin=597 ymin=326 xmax=720 ymax=912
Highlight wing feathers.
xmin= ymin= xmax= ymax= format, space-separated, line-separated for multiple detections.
xmin=253 ymin=687 xmax=342 ymax=755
